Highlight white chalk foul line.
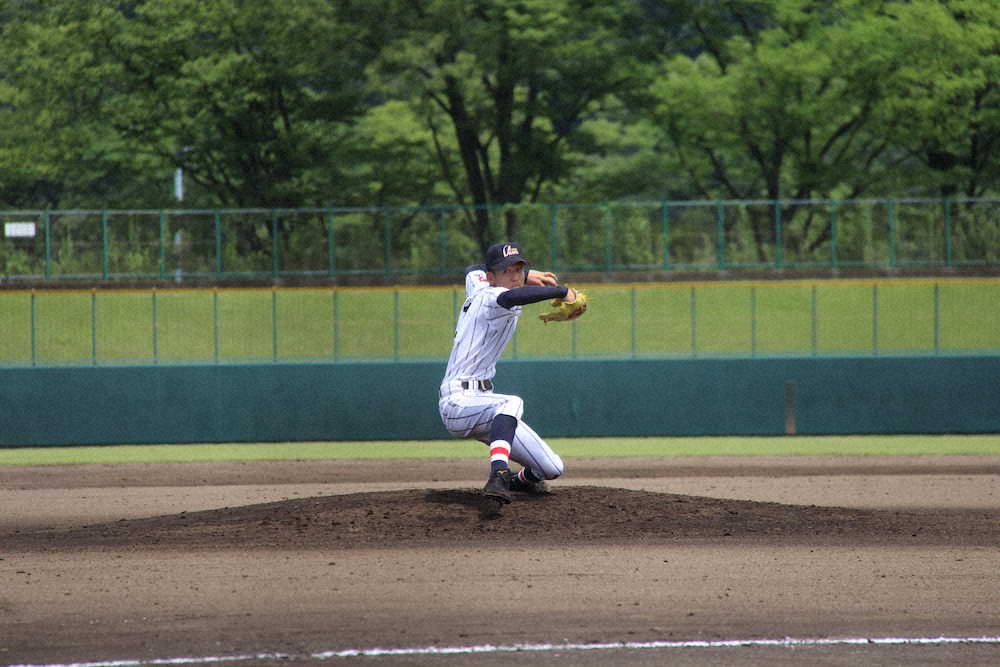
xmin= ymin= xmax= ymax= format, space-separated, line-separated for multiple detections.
xmin=316 ymin=635 xmax=1000 ymax=657
xmin=9 ymin=635 xmax=1000 ymax=667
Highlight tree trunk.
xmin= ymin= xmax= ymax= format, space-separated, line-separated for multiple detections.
xmin=445 ymin=75 xmax=493 ymax=255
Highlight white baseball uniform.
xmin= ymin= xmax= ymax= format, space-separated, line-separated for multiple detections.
xmin=438 ymin=266 xmax=564 ymax=480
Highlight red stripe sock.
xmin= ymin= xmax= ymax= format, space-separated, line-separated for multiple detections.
xmin=489 ymin=440 xmax=511 ymax=472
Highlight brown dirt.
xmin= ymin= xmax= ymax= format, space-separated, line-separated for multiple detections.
xmin=2 ymin=456 xmax=1000 ymax=667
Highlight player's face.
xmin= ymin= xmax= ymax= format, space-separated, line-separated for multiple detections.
xmin=489 ymin=262 xmax=526 ymax=290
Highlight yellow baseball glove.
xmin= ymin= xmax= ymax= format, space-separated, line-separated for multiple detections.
xmin=538 ymin=289 xmax=588 ymax=324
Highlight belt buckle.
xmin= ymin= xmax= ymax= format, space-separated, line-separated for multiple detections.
xmin=461 ymin=380 xmax=492 ymax=391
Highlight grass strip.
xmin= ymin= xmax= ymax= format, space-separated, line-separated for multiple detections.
xmin=2 ymin=434 xmax=999 ymax=466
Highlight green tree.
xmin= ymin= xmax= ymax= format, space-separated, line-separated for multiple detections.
xmin=370 ymin=0 xmax=650 ymax=254
xmin=884 ymin=0 xmax=1000 ymax=200
xmin=0 ymin=2 xmax=150 ymax=208
xmin=634 ymin=0 xmax=981 ymax=260
xmin=1 ymin=0 xmax=381 ymax=210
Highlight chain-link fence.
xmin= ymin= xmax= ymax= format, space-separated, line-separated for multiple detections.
xmin=1 ymin=279 xmax=997 ymax=367
xmin=1 ymin=198 xmax=998 ymax=282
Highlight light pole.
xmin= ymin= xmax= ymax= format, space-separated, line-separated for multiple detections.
xmin=174 ymin=146 xmax=193 ymax=202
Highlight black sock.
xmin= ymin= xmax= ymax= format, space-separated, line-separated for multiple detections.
xmin=522 ymin=467 xmax=543 ymax=483
xmin=488 ymin=415 xmax=517 ymax=475
xmin=489 ymin=414 xmax=517 ymax=445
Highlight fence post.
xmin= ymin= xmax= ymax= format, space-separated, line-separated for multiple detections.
xmin=661 ymin=203 xmax=671 ymax=270
xmin=811 ymin=284 xmax=818 ymax=356
xmin=830 ymin=200 xmax=839 ymax=269
xmin=214 ymin=211 xmax=222 ymax=278
xmin=326 ymin=211 xmax=336 ymax=278
xmin=888 ymin=199 xmax=897 ymax=268
xmin=774 ymin=203 xmax=783 ymax=269
xmin=944 ymin=199 xmax=953 ymax=267
xmin=152 ymin=288 xmax=158 ymax=364
xmin=332 ymin=288 xmax=339 ymax=362
xmin=271 ymin=210 xmax=280 ymax=279
xmin=751 ymin=285 xmax=757 ymax=357
xmin=933 ymin=282 xmax=941 ymax=354
xmin=43 ymin=211 xmax=52 ymax=279
xmin=393 ymin=288 xmax=401 ymax=361
xmin=383 ymin=209 xmax=392 ymax=278
xmin=716 ymin=202 xmax=726 ymax=270
xmin=603 ymin=205 xmax=613 ymax=270
xmin=101 ymin=211 xmax=109 ymax=280
xmin=92 ymin=289 xmax=99 ymax=364
xmin=630 ymin=286 xmax=637 ymax=358
xmin=272 ymin=287 xmax=279 ymax=362
xmin=872 ymin=284 xmax=879 ymax=356
xmin=213 ymin=288 xmax=220 ymax=363
xmin=158 ymin=210 xmax=167 ymax=280
xmin=690 ymin=286 xmax=698 ymax=357
xmin=30 ymin=289 xmax=37 ymax=366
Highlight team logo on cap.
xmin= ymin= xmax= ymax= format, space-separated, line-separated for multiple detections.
xmin=502 ymin=244 xmax=519 ymax=257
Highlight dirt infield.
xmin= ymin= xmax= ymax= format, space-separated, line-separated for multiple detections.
xmin=3 ymin=455 xmax=1000 ymax=666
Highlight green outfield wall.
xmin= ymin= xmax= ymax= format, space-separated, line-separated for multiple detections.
xmin=1 ymin=356 xmax=998 ymax=447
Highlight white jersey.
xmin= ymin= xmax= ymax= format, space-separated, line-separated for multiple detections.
xmin=436 ymin=263 xmax=565 ymax=482
xmin=440 ymin=268 xmax=521 ymax=392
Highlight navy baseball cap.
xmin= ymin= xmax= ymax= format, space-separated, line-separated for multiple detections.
xmin=485 ymin=242 xmax=530 ymax=272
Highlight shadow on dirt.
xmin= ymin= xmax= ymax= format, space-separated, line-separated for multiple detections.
xmin=424 ymin=488 xmax=506 ymax=520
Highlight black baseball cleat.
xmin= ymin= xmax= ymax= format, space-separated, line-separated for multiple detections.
xmin=483 ymin=469 xmax=512 ymax=504
xmin=509 ymin=472 xmax=551 ymax=495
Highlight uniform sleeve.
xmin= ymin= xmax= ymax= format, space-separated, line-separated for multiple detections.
xmin=464 ymin=264 xmax=489 ymax=298
xmin=496 ymin=285 xmax=569 ymax=309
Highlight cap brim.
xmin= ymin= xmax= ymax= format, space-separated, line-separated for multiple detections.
xmin=489 ymin=256 xmax=529 ymax=271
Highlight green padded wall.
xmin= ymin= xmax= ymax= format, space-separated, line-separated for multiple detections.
xmin=1 ymin=356 xmax=998 ymax=447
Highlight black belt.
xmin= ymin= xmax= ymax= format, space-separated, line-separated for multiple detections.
xmin=461 ymin=380 xmax=493 ymax=391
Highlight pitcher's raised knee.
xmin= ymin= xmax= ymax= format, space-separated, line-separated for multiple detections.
xmin=496 ymin=395 xmax=524 ymax=420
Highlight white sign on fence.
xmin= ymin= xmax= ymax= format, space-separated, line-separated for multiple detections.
xmin=4 ymin=222 xmax=36 ymax=238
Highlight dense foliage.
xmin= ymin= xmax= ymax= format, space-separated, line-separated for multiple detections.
xmin=1 ymin=0 xmax=998 ymax=261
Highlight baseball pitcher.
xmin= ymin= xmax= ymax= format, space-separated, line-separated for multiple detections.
xmin=438 ymin=241 xmax=588 ymax=504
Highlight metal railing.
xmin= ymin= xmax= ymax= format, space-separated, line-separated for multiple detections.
xmin=1 ymin=198 xmax=998 ymax=282
xmin=1 ymin=278 xmax=997 ymax=367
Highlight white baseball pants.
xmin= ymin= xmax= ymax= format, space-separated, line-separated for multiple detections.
xmin=438 ymin=386 xmax=564 ymax=480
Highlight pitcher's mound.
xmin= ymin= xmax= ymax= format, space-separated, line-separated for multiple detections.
xmin=9 ymin=486 xmax=998 ymax=550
